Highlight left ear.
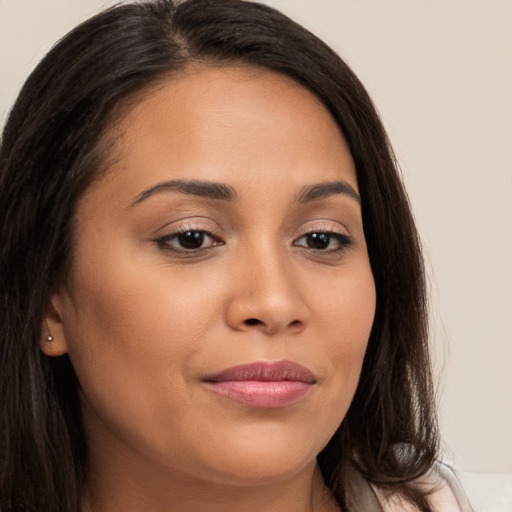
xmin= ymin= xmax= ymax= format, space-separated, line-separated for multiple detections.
xmin=40 ymin=291 xmax=70 ymax=357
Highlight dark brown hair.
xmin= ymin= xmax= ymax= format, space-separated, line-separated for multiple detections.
xmin=0 ymin=1 xmax=438 ymax=510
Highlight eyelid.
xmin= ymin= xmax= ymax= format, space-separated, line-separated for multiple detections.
xmin=293 ymin=230 xmax=353 ymax=248
xmin=151 ymin=215 xmax=220 ymax=237
xmin=291 ymin=220 xmax=355 ymax=254
xmin=155 ymin=229 xmax=223 ymax=255
xmin=295 ymin=219 xmax=351 ymax=237
xmin=153 ymin=217 xmax=225 ymax=253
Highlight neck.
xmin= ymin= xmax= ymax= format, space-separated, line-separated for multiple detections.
xmin=82 ymin=450 xmax=339 ymax=512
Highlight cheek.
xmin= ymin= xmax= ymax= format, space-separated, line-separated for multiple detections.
xmin=58 ymin=251 xmax=223 ymax=450
xmin=314 ymin=265 xmax=376 ymax=405
xmin=62 ymin=238 xmax=223 ymax=355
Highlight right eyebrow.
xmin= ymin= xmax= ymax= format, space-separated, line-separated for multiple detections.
xmin=297 ymin=180 xmax=361 ymax=205
xmin=130 ymin=179 xmax=238 ymax=207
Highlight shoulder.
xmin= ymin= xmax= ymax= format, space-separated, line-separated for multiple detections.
xmin=374 ymin=462 xmax=474 ymax=512
xmin=419 ymin=462 xmax=474 ymax=512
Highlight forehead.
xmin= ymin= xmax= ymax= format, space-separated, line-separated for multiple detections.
xmin=87 ymin=64 xmax=357 ymax=205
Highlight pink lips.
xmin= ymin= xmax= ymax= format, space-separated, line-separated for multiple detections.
xmin=203 ymin=360 xmax=316 ymax=408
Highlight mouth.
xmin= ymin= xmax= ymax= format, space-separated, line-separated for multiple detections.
xmin=202 ymin=360 xmax=317 ymax=409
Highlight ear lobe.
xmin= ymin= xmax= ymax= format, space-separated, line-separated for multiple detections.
xmin=40 ymin=293 xmax=69 ymax=357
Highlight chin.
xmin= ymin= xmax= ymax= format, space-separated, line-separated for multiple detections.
xmin=204 ymin=454 xmax=317 ymax=488
xmin=175 ymin=423 xmax=330 ymax=487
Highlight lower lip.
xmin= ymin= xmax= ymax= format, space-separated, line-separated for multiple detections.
xmin=204 ymin=380 xmax=313 ymax=408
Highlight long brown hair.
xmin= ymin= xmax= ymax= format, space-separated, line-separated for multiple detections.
xmin=0 ymin=1 xmax=438 ymax=510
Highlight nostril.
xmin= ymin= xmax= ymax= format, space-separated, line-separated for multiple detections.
xmin=245 ymin=318 xmax=261 ymax=326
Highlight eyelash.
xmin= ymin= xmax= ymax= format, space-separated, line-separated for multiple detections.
xmin=155 ymin=225 xmax=223 ymax=254
xmin=155 ymin=226 xmax=353 ymax=255
xmin=293 ymin=230 xmax=353 ymax=253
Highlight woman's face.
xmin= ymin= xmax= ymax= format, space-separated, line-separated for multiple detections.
xmin=44 ymin=66 xmax=376 ymax=486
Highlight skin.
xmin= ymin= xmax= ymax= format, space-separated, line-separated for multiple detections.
xmin=42 ymin=66 xmax=376 ymax=512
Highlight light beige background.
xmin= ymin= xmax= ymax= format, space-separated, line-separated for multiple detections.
xmin=1 ymin=0 xmax=510 ymax=474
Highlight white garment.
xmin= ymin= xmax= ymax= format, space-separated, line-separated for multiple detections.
xmin=343 ymin=461 xmax=474 ymax=511
xmin=374 ymin=462 xmax=474 ymax=512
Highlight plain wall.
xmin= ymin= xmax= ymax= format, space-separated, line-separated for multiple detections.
xmin=1 ymin=0 xmax=511 ymax=474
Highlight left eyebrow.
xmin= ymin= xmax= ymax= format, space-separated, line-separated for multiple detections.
xmin=297 ymin=180 xmax=361 ymax=204
xmin=130 ymin=179 xmax=238 ymax=207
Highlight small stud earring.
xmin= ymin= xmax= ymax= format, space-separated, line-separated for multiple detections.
xmin=46 ymin=335 xmax=54 ymax=342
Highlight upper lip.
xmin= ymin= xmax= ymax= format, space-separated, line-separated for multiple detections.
xmin=204 ymin=360 xmax=317 ymax=384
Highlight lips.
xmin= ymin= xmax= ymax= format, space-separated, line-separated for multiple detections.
xmin=203 ymin=360 xmax=316 ymax=408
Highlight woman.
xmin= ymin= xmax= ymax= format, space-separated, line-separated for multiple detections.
xmin=0 ymin=1 xmax=473 ymax=511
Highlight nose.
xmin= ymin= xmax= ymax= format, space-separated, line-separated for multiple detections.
xmin=224 ymin=247 xmax=310 ymax=336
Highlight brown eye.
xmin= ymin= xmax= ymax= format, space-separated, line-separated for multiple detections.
xmin=156 ymin=229 xmax=223 ymax=253
xmin=305 ymin=233 xmax=330 ymax=249
xmin=177 ymin=230 xmax=206 ymax=249
xmin=293 ymin=231 xmax=353 ymax=252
